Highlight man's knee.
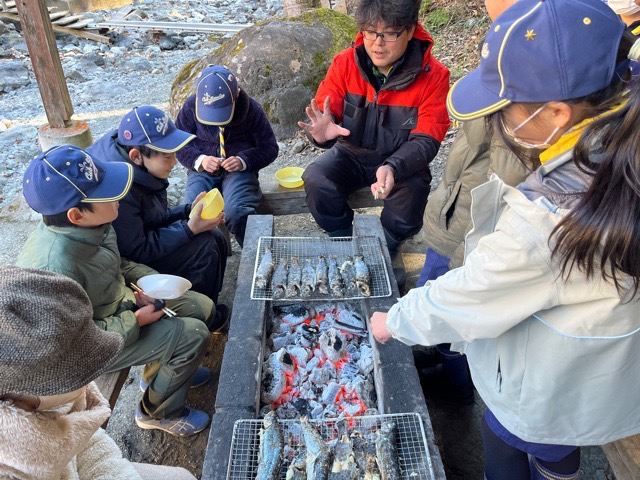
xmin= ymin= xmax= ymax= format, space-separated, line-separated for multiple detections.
xmin=172 ymin=316 xmax=209 ymax=360
xmin=174 ymin=290 xmax=214 ymax=322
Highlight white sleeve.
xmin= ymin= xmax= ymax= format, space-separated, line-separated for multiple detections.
xmin=386 ymin=225 xmax=559 ymax=346
xmin=194 ymin=155 xmax=207 ymax=172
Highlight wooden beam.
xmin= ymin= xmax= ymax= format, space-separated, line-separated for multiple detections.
xmin=0 ymin=12 xmax=112 ymax=44
xmin=14 ymin=0 xmax=72 ymax=128
xmin=603 ymin=436 xmax=640 ymax=480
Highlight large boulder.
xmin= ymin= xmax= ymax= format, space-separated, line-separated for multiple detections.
xmin=169 ymin=9 xmax=357 ymax=139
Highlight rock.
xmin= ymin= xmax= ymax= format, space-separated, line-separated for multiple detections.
xmin=0 ymin=126 xmax=39 ymax=164
xmin=0 ymin=60 xmax=30 ymax=93
xmin=126 ymin=57 xmax=153 ymax=72
xmin=292 ymin=139 xmax=306 ymax=154
xmin=169 ymin=9 xmax=356 ymax=139
xmin=0 ymin=21 xmax=9 ymax=36
xmin=84 ymin=53 xmax=105 ymax=67
xmin=159 ymin=37 xmax=177 ymax=50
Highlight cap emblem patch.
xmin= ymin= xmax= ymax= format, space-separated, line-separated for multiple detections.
xmin=481 ymin=42 xmax=490 ymax=59
xmin=79 ymin=154 xmax=98 ymax=181
xmin=123 ymin=130 xmax=132 ymax=140
xmin=202 ymin=92 xmax=225 ymax=105
xmin=525 ymin=29 xmax=537 ymax=41
xmin=155 ymin=114 xmax=169 ymax=135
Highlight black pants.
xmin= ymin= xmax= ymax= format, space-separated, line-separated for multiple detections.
xmin=147 ymin=229 xmax=228 ymax=303
xmin=303 ymin=147 xmax=430 ymax=249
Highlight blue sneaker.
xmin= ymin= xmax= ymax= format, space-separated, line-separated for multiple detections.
xmin=135 ymin=405 xmax=210 ymax=437
xmin=139 ymin=366 xmax=211 ymax=393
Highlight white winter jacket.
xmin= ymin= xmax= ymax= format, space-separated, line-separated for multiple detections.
xmin=386 ymin=166 xmax=640 ymax=445
xmin=0 ymin=383 xmax=142 ymax=480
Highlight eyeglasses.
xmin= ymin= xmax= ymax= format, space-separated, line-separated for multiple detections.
xmin=362 ymin=29 xmax=405 ymax=43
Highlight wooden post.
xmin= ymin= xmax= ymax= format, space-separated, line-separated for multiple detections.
xmin=15 ymin=0 xmax=73 ymax=128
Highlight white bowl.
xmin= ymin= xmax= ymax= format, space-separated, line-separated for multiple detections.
xmin=137 ymin=274 xmax=192 ymax=300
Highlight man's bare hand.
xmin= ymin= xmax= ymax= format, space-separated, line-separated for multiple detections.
xmin=298 ymin=96 xmax=351 ymax=144
xmin=135 ymin=304 xmax=164 ymax=326
xmin=221 ymin=156 xmax=244 ymax=172
xmin=201 ymin=155 xmax=223 ymax=173
xmin=370 ymin=165 xmax=395 ymax=200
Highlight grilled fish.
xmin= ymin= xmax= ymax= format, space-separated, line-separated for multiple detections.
xmin=339 ymin=256 xmax=357 ymax=294
xmin=329 ymin=434 xmax=359 ymax=479
xmin=255 ymin=411 xmax=284 ymax=480
xmin=364 ymin=453 xmax=382 ymax=480
xmin=285 ymin=452 xmax=306 ymax=480
xmin=328 ymin=256 xmax=345 ymax=297
xmin=315 ymin=256 xmax=329 ymax=294
xmin=286 ymin=256 xmax=303 ymax=298
xmin=375 ymin=421 xmax=401 ymax=480
xmin=272 ymin=258 xmax=288 ymax=300
xmin=255 ymin=248 xmax=275 ymax=289
xmin=301 ymin=417 xmax=333 ymax=480
xmin=301 ymin=258 xmax=316 ymax=297
xmin=354 ymin=255 xmax=371 ymax=297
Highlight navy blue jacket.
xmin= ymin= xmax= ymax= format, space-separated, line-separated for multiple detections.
xmin=175 ymin=89 xmax=279 ymax=171
xmin=88 ymin=131 xmax=194 ymax=264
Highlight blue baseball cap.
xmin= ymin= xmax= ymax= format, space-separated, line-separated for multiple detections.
xmin=118 ymin=106 xmax=195 ymax=153
xmin=195 ymin=65 xmax=239 ymax=126
xmin=23 ymin=145 xmax=133 ymax=216
xmin=447 ymin=0 xmax=624 ymax=121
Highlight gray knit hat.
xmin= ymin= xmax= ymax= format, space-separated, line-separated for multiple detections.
xmin=0 ymin=266 xmax=124 ymax=396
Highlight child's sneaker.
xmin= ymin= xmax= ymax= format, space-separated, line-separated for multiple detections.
xmin=139 ymin=366 xmax=210 ymax=392
xmin=135 ymin=405 xmax=210 ymax=437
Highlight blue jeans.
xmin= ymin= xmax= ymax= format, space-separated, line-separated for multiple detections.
xmin=183 ymin=171 xmax=262 ymax=247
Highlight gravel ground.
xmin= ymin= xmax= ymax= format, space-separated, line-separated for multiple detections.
xmin=0 ymin=0 xmax=614 ymax=478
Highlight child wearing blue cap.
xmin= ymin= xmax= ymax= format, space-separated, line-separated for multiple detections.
xmin=175 ymin=64 xmax=279 ymax=247
xmin=88 ymin=106 xmax=230 ymax=329
xmin=17 ymin=145 xmax=216 ymax=437
xmin=371 ymin=0 xmax=640 ymax=478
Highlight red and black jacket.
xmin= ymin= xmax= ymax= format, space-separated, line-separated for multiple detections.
xmin=315 ymin=24 xmax=450 ymax=180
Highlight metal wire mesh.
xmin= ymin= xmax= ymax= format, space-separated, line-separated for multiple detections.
xmin=251 ymin=236 xmax=392 ymax=301
xmin=227 ymin=412 xmax=434 ymax=480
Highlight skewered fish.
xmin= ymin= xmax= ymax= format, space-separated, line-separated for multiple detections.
xmin=255 ymin=248 xmax=275 ymax=289
xmin=328 ymin=256 xmax=345 ymax=297
xmin=339 ymin=256 xmax=357 ymax=294
xmin=354 ymin=255 xmax=371 ymax=297
xmin=315 ymin=256 xmax=329 ymax=294
xmin=286 ymin=257 xmax=303 ymax=298
xmin=301 ymin=417 xmax=333 ymax=480
xmin=364 ymin=454 xmax=382 ymax=480
xmin=375 ymin=421 xmax=401 ymax=480
xmin=286 ymin=452 xmax=307 ymax=480
xmin=255 ymin=411 xmax=284 ymax=480
xmin=301 ymin=258 xmax=316 ymax=297
xmin=329 ymin=434 xmax=359 ymax=479
xmin=272 ymin=258 xmax=288 ymax=300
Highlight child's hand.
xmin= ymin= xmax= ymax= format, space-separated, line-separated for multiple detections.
xmin=298 ymin=96 xmax=351 ymax=144
xmin=371 ymin=311 xmax=392 ymax=343
xmin=188 ymin=202 xmax=225 ymax=234
xmin=135 ymin=304 xmax=164 ymax=326
xmin=201 ymin=155 xmax=223 ymax=173
xmin=134 ymin=290 xmax=154 ymax=308
xmin=221 ymin=156 xmax=244 ymax=172
xmin=370 ymin=165 xmax=395 ymax=200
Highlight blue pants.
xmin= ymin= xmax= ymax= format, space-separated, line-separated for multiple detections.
xmin=183 ymin=170 xmax=262 ymax=247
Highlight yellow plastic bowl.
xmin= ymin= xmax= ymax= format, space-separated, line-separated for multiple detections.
xmin=275 ymin=167 xmax=304 ymax=189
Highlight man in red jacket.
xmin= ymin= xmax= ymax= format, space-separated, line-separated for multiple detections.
xmin=299 ymin=0 xmax=450 ymax=254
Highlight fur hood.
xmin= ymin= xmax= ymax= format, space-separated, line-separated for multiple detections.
xmin=0 ymin=383 xmax=141 ymax=480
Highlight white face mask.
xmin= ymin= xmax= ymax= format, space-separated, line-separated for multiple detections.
xmin=500 ymin=104 xmax=560 ymax=150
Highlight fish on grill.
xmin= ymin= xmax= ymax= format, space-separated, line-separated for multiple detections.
xmin=286 ymin=452 xmax=307 ymax=480
xmin=255 ymin=248 xmax=275 ymax=289
xmin=375 ymin=421 xmax=401 ymax=480
xmin=255 ymin=411 xmax=284 ymax=480
xmin=286 ymin=256 xmax=303 ymax=298
xmin=339 ymin=256 xmax=357 ymax=294
xmin=301 ymin=417 xmax=333 ymax=480
xmin=301 ymin=258 xmax=316 ymax=297
xmin=329 ymin=434 xmax=359 ymax=479
xmin=354 ymin=255 xmax=371 ymax=297
xmin=315 ymin=256 xmax=329 ymax=295
xmin=364 ymin=453 xmax=382 ymax=480
xmin=271 ymin=258 xmax=288 ymax=299
xmin=328 ymin=256 xmax=345 ymax=297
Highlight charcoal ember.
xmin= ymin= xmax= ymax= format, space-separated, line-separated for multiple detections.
xmin=292 ymin=398 xmax=310 ymax=415
xmin=271 ymin=333 xmax=294 ymax=351
xmin=299 ymin=324 xmax=320 ymax=343
xmin=287 ymin=346 xmax=309 ymax=368
xmin=309 ymin=400 xmax=324 ymax=419
xmin=259 ymin=404 xmax=273 ymax=417
xmin=321 ymin=381 xmax=341 ymax=404
xmin=309 ymin=364 xmax=335 ymax=385
xmin=261 ymin=368 xmax=286 ymax=404
xmin=336 ymin=308 xmax=366 ymax=333
xmin=275 ymin=403 xmax=299 ymax=419
xmin=319 ymin=328 xmax=345 ymax=362
xmin=357 ymin=345 xmax=374 ymax=375
xmin=304 ymin=356 xmax=321 ymax=373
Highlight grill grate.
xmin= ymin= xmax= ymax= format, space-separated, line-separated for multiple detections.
xmin=251 ymin=236 xmax=392 ymax=301
xmin=227 ymin=412 xmax=435 ymax=480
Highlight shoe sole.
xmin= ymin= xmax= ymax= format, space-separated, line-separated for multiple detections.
xmin=135 ymin=417 xmax=209 ymax=437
